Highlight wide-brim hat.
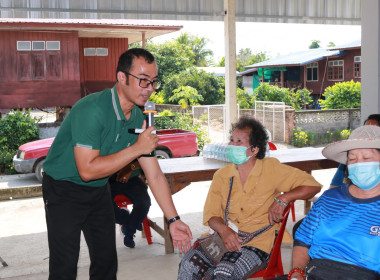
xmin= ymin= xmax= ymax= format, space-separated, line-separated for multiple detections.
xmin=322 ymin=125 xmax=380 ymax=164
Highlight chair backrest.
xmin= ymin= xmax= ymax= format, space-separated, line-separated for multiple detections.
xmin=113 ymin=194 xmax=132 ymax=208
xmin=250 ymin=202 xmax=293 ymax=279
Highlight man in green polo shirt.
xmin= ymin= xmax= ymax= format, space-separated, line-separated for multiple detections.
xmin=42 ymin=48 xmax=193 ymax=280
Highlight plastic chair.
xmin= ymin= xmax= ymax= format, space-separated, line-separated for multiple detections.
xmin=249 ymin=202 xmax=293 ymax=279
xmin=113 ymin=194 xmax=153 ymax=245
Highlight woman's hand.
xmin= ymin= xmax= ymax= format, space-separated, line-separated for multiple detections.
xmin=268 ymin=199 xmax=286 ymax=225
xmin=219 ymin=225 xmax=243 ymax=252
xmin=289 ymin=271 xmax=304 ymax=280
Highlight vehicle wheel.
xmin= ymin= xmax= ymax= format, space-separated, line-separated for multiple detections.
xmin=155 ymin=150 xmax=170 ymax=159
xmin=35 ymin=160 xmax=45 ymax=183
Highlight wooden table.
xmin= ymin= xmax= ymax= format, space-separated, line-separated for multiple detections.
xmin=155 ymin=147 xmax=338 ymax=254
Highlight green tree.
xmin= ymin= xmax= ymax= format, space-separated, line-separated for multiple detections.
xmin=176 ymin=32 xmax=214 ymax=67
xmin=319 ymin=81 xmax=361 ymax=109
xmin=219 ymin=49 xmax=269 ymax=72
xmin=163 ymin=68 xmax=225 ymax=105
xmin=327 ymin=41 xmax=336 ymax=47
xmin=145 ymin=41 xmax=194 ymax=79
xmin=309 ymin=40 xmax=321 ymax=49
xmin=237 ymin=88 xmax=252 ymax=109
xmin=169 ymin=86 xmax=204 ymax=111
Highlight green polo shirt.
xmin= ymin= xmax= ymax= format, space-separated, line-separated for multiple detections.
xmin=43 ymin=86 xmax=145 ymax=187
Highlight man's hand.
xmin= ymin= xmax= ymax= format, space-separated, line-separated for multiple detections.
xmin=134 ymin=121 xmax=159 ymax=155
xmin=169 ymin=220 xmax=193 ymax=253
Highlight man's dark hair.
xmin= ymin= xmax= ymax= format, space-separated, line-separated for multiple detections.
xmin=365 ymin=114 xmax=380 ymax=125
xmin=230 ymin=116 xmax=268 ymax=159
xmin=116 ymin=48 xmax=155 ymax=82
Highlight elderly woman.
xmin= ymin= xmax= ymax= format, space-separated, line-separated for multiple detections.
xmin=177 ymin=116 xmax=322 ymax=280
xmin=288 ymin=125 xmax=380 ymax=280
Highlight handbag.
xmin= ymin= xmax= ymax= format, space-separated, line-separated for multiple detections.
xmin=197 ymin=176 xmax=273 ymax=264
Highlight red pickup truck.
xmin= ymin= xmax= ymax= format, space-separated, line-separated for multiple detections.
xmin=13 ymin=129 xmax=199 ymax=182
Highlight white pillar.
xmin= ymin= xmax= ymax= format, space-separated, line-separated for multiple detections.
xmin=361 ymin=0 xmax=380 ymax=122
xmin=224 ymin=0 xmax=237 ymax=137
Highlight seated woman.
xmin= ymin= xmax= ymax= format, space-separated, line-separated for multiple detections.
xmin=288 ymin=125 xmax=380 ymax=280
xmin=177 ymin=116 xmax=322 ymax=280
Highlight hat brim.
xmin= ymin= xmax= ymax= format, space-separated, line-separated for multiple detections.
xmin=322 ymin=138 xmax=380 ymax=164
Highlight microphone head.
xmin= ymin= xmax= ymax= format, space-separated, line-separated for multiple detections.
xmin=144 ymin=101 xmax=155 ymax=111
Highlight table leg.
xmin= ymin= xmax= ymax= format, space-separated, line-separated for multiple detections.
xmin=163 ymin=217 xmax=174 ymax=254
xmin=0 ymin=256 xmax=8 ymax=267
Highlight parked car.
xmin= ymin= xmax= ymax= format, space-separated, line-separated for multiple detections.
xmin=13 ymin=129 xmax=199 ymax=182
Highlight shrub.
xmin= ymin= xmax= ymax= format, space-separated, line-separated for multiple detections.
xmin=0 ymin=110 xmax=40 ymax=174
xmin=340 ymin=129 xmax=351 ymax=140
xmin=319 ymin=80 xmax=361 ymax=109
xmin=292 ymin=127 xmax=309 ymax=147
xmin=0 ymin=110 xmax=40 ymax=151
xmin=0 ymin=149 xmax=17 ymax=174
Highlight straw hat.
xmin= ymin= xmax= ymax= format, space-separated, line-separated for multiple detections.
xmin=322 ymin=125 xmax=380 ymax=164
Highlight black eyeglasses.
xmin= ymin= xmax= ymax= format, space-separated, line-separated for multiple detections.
xmin=121 ymin=70 xmax=161 ymax=90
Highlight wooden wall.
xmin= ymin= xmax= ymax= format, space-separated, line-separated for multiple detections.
xmin=306 ymin=49 xmax=361 ymax=97
xmin=79 ymin=37 xmax=129 ymax=96
xmin=0 ymin=30 xmax=81 ymax=109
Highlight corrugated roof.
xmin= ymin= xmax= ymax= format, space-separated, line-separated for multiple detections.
xmin=0 ymin=18 xmax=182 ymax=28
xmin=244 ymin=48 xmax=342 ymax=69
xmin=0 ymin=18 xmax=182 ymax=42
xmin=329 ymin=39 xmax=361 ymax=50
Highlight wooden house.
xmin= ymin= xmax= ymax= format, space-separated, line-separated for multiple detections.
xmin=0 ymin=18 xmax=181 ymax=112
xmin=240 ymin=40 xmax=361 ymax=104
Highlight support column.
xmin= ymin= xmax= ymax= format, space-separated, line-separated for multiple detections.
xmin=141 ymin=31 xmax=146 ymax=48
xmin=224 ymin=0 xmax=237 ymax=137
xmin=361 ymin=0 xmax=380 ymax=121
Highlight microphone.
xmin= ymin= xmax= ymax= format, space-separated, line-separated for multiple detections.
xmin=143 ymin=101 xmax=157 ymax=157
xmin=144 ymin=101 xmax=156 ymax=128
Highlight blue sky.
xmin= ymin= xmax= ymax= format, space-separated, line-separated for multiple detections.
xmin=151 ymin=20 xmax=361 ymax=64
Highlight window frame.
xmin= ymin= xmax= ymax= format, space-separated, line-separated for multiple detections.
xmin=306 ymin=62 xmax=319 ymax=82
xmin=353 ymin=56 xmax=361 ymax=78
xmin=327 ymin=60 xmax=344 ymax=81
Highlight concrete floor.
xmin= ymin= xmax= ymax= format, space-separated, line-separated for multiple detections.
xmin=0 ymin=168 xmax=335 ymax=280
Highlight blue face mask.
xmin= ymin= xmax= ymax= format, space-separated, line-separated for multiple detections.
xmin=348 ymin=162 xmax=380 ymax=190
xmin=227 ymin=145 xmax=253 ymax=165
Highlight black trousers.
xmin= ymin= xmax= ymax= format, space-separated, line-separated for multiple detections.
xmin=42 ymin=174 xmax=118 ymax=280
xmin=110 ymin=176 xmax=151 ymax=235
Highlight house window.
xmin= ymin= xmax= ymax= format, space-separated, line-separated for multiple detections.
xmin=96 ymin=48 xmax=108 ymax=56
xmin=32 ymin=41 xmax=45 ymax=50
xmin=17 ymin=41 xmax=31 ymax=51
xmin=84 ymin=48 xmax=96 ymax=56
xmin=16 ymin=40 xmax=61 ymax=81
xmin=354 ymin=56 xmax=361 ymax=78
xmin=306 ymin=62 xmax=318 ymax=81
xmin=327 ymin=60 xmax=344 ymax=80
xmin=46 ymin=41 xmax=60 ymax=50
xmin=84 ymin=47 xmax=109 ymax=56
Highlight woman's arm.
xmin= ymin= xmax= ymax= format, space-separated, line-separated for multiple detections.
xmin=208 ymin=216 xmax=243 ymax=252
xmin=289 ymin=245 xmax=310 ymax=280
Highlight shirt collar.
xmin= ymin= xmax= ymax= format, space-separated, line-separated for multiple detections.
xmin=111 ymin=85 xmax=126 ymax=121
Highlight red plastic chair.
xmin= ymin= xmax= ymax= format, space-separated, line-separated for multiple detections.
xmin=249 ymin=202 xmax=293 ymax=279
xmin=113 ymin=194 xmax=153 ymax=245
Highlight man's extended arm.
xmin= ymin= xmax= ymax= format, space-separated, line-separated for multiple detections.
xmin=138 ymin=155 xmax=193 ymax=253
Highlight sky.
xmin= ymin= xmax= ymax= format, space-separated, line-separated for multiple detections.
xmin=151 ymin=20 xmax=362 ymax=64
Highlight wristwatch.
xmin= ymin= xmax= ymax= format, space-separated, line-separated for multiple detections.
xmin=167 ymin=216 xmax=180 ymax=225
